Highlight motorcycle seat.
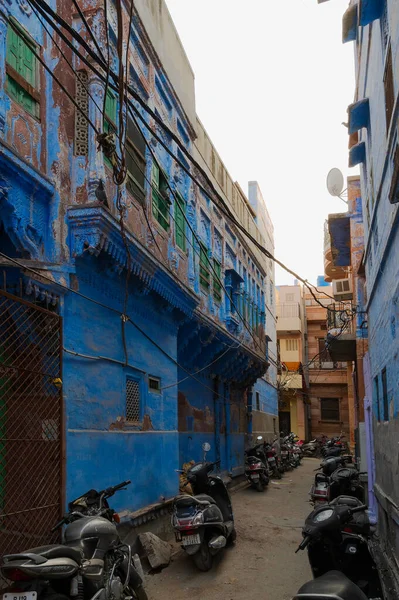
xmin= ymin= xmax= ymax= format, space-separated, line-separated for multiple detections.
xmin=4 ymin=545 xmax=82 ymax=564
xmin=330 ymin=495 xmax=363 ymax=507
xmin=174 ymin=494 xmax=216 ymax=507
xmin=294 ymin=570 xmax=368 ymax=600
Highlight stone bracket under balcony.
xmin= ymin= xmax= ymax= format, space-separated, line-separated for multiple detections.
xmin=177 ymin=318 xmax=268 ymax=388
xmin=0 ymin=139 xmax=54 ymax=260
xmin=67 ymin=204 xmax=199 ymax=318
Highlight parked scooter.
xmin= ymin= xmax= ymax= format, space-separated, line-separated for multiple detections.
xmin=245 ymin=436 xmax=272 ymax=489
xmin=172 ymin=443 xmax=236 ymax=571
xmin=309 ymin=455 xmax=354 ymax=505
xmin=295 ymin=498 xmax=383 ymax=598
xmin=1 ymin=481 xmax=148 ymax=600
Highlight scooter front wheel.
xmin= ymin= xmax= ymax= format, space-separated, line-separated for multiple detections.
xmin=193 ymin=541 xmax=213 ymax=571
xmin=256 ymin=480 xmax=264 ymax=492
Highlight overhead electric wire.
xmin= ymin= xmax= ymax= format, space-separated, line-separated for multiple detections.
xmin=0 ymin=251 xmax=257 ymax=400
xmin=21 ymin=5 xmax=265 ymax=362
xmin=26 ymin=0 xmax=335 ymax=308
xmin=21 ymin=2 xmax=329 ymax=375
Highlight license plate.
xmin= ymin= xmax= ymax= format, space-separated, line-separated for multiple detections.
xmin=182 ymin=533 xmax=200 ymax=546
xmin=4 ymin=593 xmax=37 ymax=600
xmin=250 ymin=474 xmax=260 ymax=480
xmin=268 ymin=457 xmax=275 ymax=462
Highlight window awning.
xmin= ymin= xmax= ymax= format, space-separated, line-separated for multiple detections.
xmin=359 ymin=0 xmax=384 ymax=26
xmin=348 ymin=98 xmax=370 ymax=134
xmin=349 ymin=141 xmax=366 ymax=167
xmin=342 ymin=4 xmax=358 ymax=43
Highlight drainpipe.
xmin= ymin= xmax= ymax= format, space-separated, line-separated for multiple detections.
xmin=224 ymin=383 xmax=231 ymax=476
xmin=214 ymin=376 xmax=221 ymax=468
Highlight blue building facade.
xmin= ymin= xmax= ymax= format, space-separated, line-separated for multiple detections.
xmin=0 ymin=0 xmax=276 ymax=543
xmin=327 ymin=0 xmax=399 ymax=592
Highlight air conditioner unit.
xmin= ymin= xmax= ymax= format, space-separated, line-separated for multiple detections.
xmin=333 ymin=278 xmax=353 ymax=301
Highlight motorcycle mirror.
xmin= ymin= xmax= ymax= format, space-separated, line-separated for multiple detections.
xmin=202 ymin=442 xmax=211 ymax=452
xmin=256 ymin=435 xmax=263 ymax=441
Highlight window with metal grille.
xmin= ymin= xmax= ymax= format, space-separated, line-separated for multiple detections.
xmin=75 ymin=71 xmax=89 ymax=156
xmin=384 ymin=44 xmax=394 ymax=132
xmin=6 ymin=21 xmax=39 ymax=118
xmin=285 ymin=339 xmax=298 ymax=352
xmin=126 ymin=378 xmax=140 ymax=422
xmin=149 ymin=376 xmax=160 ymax=393
xmin=152 ymin=162 xmax=170 ymax=230
xmin=320 ymin=398 xmax=340 ymax=422
xmin=382 ymin=367 xmax=389 ymax=421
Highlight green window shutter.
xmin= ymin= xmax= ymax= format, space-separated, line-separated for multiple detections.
xmin=151 ymin=163 xmax=169 ymax=230
xmin=200 ymin=244 xmax=210 ymax=291
xmin=6 ymin=23 xmax=38 ymax=117
xmin=104 ymin=90 xmax=116 ymax=123
xmin=20 ymin=40 xmax=35 ymax=86
xmin=213 ymin=259 xmax=222 ymax=302
xmin=6 ymin=26 xmax=20 ymax=71
xmin=175 ymin=196 xmax=186 ymax=251
xmin=152 ymin=162 xmax=160 ymax=187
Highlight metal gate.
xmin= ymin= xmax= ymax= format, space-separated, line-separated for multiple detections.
xmin=0 ymin=289 xmax=63 ymax=559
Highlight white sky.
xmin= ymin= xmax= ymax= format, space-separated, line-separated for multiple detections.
xmin=164 ymin=0 xmax=357 ymax=287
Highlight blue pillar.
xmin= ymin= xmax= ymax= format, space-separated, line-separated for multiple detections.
xmin=224 ymin=382 xmax=231 ymax=475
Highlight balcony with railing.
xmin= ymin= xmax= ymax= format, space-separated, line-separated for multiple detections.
xmin=326 ymin=302 xmax=356 ymax=361
xmin=276 ymin=302 xmax=302 ymax=332
xmin=324 ymin=220 xmax=348 ymax=282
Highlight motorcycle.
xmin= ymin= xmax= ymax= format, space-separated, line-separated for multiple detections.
xmin=172 ymin=442 xmax=236 ymax=571
xmin=245 ymin=436 xmax=271 ymax=490
xmin=295 ymin=498 xmax=383 ymax=598
xmin=264 ymin=440 xmax=282 ymax=479
xmin=321 ymin=435 xmax=348 ymax=458
xmin=1 ymin=481 xmax=148 ymax=600
xmin=309 ymin=455 xmax=354 ymax=505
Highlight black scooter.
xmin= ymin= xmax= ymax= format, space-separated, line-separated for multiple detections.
xmin=245 ymin=436 xmax=270 ymax=491
xmin=172 ymin=443 xmax=236 ymax=571
xmin=296 ymin=498 xmax=383 ymax=598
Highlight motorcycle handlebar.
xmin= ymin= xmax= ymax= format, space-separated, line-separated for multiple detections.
xmin=51 ymin=516 xmax=68 ymax=533
xmin=104 ymin=480 xmax=131 ymax=496
xmin=295 ymin=535 xmax=311 ymax=553
xmin=350 ymin=504 xmax=367 ymax=514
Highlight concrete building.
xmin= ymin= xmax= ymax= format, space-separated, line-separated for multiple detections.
xmin=276 ymin=283 xmax=309 ymax=440
xmin=0 ymin=0 xmax=277 ymax=554
xmin=305 ymin=283 xmax=350 ymax=441
xmin=328 ymin=0 xmax=399 ymax=590
xmin=323 ymin=176 xmax=368 ymax=455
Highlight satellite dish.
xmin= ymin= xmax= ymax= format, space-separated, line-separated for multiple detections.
xmin=326 ymin=168 xmax=344 ymax=197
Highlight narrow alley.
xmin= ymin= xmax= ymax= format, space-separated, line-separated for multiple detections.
xmin=146 ymin=460 xmax=315 ymax=600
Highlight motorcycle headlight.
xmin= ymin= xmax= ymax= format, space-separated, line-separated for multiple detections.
xmin=192 ymin=512 xmax=204 ymax=525
xmin=313 ymin=508 xmax=334 ymax=523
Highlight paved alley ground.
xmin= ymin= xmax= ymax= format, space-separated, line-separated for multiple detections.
xmin=146 ymin=458 xmax=316 ymax=600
